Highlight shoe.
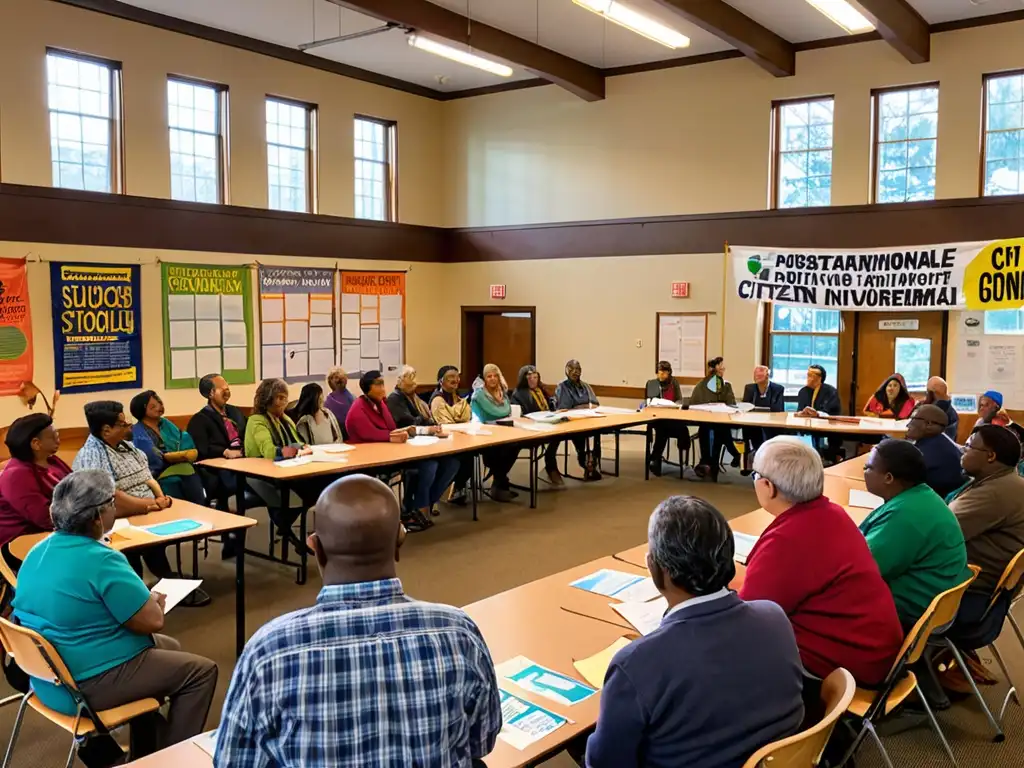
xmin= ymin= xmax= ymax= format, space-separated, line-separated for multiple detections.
xmin=429 ymin=505 xmax=441 ymax=517
xmin=740 ymin=469 xmax=752 ymax=477
xmin=694 ymin=463 xmax=709 ymax=479
xmin=730 ymin=455 xmax=741 ymax=468
xmin=649 ymin=461 xmax=663 ymax=477
xmin=491 ymin=487 xmax=514 ymax=503
xmin=589 ymin=468 xmax=603 ymax=481
xmin=448 ymin=487 xmax=469 ymax=506
xmin=179 ymin=587 xmax=212 ymax=608
xmin=546 ymin=468 xmax=565 ymax=487
xmin=401 ymin=510 xmax=433 ymax=532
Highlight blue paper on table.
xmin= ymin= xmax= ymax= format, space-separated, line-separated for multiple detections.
xmin=496 ymin=656 xmax=597 ymax=706
xmin=498 ymin=689 xmax=568 ymax=750
xmin=570 ymin=568 xmax=645 ymax=598
xmin=143 ymin=519 xmax=205 ymax=536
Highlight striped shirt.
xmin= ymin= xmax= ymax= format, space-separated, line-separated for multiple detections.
xmin=215 ymin=578 xmax=501 ymax=768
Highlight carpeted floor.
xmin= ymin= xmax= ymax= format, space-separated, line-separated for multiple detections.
xmin=2 ymin=435 xmax=1023 ymax=766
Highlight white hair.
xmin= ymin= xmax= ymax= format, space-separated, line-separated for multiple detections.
xmin=50 ymin=469 xmax=116 ymax=535
xmin=751 ymin=436 xmax=824 ymax=503
xmin=398 ymin=365 xmax=416 ymax=383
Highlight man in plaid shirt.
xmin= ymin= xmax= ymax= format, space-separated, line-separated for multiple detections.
xmin=215 ymin=475 xmax=501 ymax=767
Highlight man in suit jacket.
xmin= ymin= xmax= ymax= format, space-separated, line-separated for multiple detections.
xmin=906 ymin=404 xmax=966 ymax=499
xmin=187 ymin=373 xmax=247 ymax=510
xmin=797 ymin=365 xmax=843 ymax=463
xmin=742 ymin=365 xmax=785 ymax=467
xmin=579 ymin=496 xmax=804 ymax=768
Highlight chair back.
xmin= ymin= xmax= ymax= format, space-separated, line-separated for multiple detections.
xmin=987 ymin=547 xmax=1024 ymax=613
xmin=0 ymin=553 xmax=17 ymax=592
xmin=0 ymin=617 xmax=78 ymax=691
xmin=900 ymin=565 xmax=980 ymax=668
xmin=742 ymin=668 xmax=856 ymax=768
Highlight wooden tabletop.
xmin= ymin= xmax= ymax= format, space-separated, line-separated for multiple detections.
xmin=123 ymin=740 xmax=211 ymax=767
xmin=9 ymin=501 xmax=258 ymax=561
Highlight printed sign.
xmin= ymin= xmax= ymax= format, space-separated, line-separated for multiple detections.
xmin=51 ymin=263 xmax=141 ymax=393
xmin=0 ymin=259 xmax=33 ymax=396
xmin=340 ymin=271 xmax=405 ymax=376
xmin=878 ymin=319 xmax=919 ymax=331
xmin=259 ymin=266 xmax=337 ymax=383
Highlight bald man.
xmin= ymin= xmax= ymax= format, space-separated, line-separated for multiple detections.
xmin=925 ymin=376 xmax=959 ymax=440
xmin=907 ymin=403 xmax=967 ymax=498
xmin=215 ymin=476 xmax=501 ymax=768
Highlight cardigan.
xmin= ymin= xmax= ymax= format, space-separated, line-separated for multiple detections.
xmin=244 ymin=413 xmax=302 ymax=461
xmin=186 ymin=403 xmax=247 ymax=461
xmin=797 ymin=383 xmax=842 ymax=415
xmin=739 ymin=496 xmax=903 ymax=685
xmin=0 ymin=456 xmax=73 ymax=549
xmin=386 ymin=389 xmax=435 ymax=429
xmin=510 ymin=387 xmax=551 ymax=415
xmin=430 ymin=393 xmax=472 ymax=425
xmin=585 ymin=592 xmax=804 ymax=768
xmin=554 ymin=379 xmax=598 ymax=410
xmin=742 ymin=381 xmax=786 ymax=412
xmin=688 ymin=375 xmax=736 ymax=407
xmin=470 ymin=390 xmax=511 ymax=423
xmin=346 ymin=396 xmax=398 ymax=443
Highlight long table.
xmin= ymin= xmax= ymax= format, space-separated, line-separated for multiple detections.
xmin=10 ymin=503 xmax=258 ymax=657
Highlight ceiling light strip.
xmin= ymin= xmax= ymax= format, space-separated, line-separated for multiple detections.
xmin=803 ymin=0 xmax=875 ymax=34
xmin=573 ymin=0 xmax=690 ymax=49
xmin=407 ymin=34 xmax=513 ymax=78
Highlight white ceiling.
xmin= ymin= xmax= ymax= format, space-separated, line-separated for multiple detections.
xmin=118 ymin=0 xmax=1024 ymax=93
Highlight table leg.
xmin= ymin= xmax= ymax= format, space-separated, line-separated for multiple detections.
xmin=530 ymin=444 xmax=538 ymax=509
xmin=644 ymin=423 xmax=651 ymax=480
xmin=235 ymin=528 xmax=247 ymax=657
xmin=471 ymin=454 xmax=479 ymax=522
xmin=614 ymin=429 xmax=620 ymax=476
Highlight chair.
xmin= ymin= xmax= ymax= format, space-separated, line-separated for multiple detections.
xmin=0 ymin=617 xmax=162 ymax=768
xmin=742 ymin=668 xmax=856 ymax=768
xmin=841 ymin=565 xmax=980 ymax=768
xmin=933 ymin=548 xmax=1024 ymax=740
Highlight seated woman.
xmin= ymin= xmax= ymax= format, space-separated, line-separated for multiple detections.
xmin=688 ymin=357 xmax=742 ymax=481
xmin=347 ymin=370 xmax=457 ymax=530
xmin=644 ymin=360 xmax=686 ymax=477
xmin=72 ymin=401 xmax=176 ymax=581
xmin=429 ymin=365 xmax=474 ymax=505
xmin=554 ymin=359 xmax=603 ymax=481
xmin=0 ymin=414 xmax=71 ymax=567
xmin=511 ymin=364 xmax=564 ymax=487
xmin=291 ymin=383 xmax=343 ymax=445
xmin=130 ymin=391 xmax=206 ymax=506
xmin=468 ymin=364 xmax=522 ymax=501
xmin=186 ymin=373 xmax=246 ymax=508
xmin=863 ymin=373 xmax=915 ymax=419
xmin=323 ymin=367 xmax=355 ymax=436
xmin=12 ymin=470 xmax=219 ymax=763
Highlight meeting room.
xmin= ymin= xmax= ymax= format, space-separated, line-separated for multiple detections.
xmin=4 ymin=0 xmax=1024 ymax=766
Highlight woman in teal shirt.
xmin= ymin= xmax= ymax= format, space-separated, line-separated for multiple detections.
xmin=12 ymin=470 xmax=217 ymax=763
xmin=470 ymin=363 xmax=520 ymax=502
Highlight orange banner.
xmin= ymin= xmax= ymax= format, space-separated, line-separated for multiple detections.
xmin=0 ymin=259 xmax=33 ymax=395
xmin=340 ymin=271 xmax=405 ymax=295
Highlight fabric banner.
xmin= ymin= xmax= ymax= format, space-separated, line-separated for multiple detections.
xmin=162 ymin=263 xmax=255 ymax=389
xmin=339 ymin=271 xmax=405 ymax=376
xmin=51 ymin=263 xmax=142 ymax=393
xmin=258 ymin=266 xmax=337 ymax=383
xmin=0 ymin=259 xmax=33 ymax=396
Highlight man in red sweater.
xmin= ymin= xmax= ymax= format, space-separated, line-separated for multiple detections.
xmin=740 ymin=436 xmax=903 ymax=687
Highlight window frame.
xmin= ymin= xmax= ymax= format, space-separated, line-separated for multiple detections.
xmin=45 ymin=47 xmax=125 ymax=194
xmin=769 ymin=95 xmax=835 ymax=210
xmin=167 ymin=75 xmax=229 ymax=205
xmin=353 ymin=114 xmax=398 ymax=222
xmin=767 ymin=306 xmax=843 ymax=398
xmin=870 ymin=81 xmax=940 ymax=205
xmin=264 ymin=95 xmax=318 ymax=214
xmin=980 ymin=69 xmax=1024 ymax=197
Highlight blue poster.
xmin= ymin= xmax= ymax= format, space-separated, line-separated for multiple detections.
xmin=497 ymin=656 xmax=597 ymax=706
xmin=498 ymin=689 xmax=568 ymax=750
xmin=51 ymin=263 xmax=142 ymax=393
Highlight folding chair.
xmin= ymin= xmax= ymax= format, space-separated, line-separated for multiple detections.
xmin=743 ymin=668 xmax=855 ymax=768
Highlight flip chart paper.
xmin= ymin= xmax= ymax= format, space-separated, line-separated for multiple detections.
xmin=167 ymin=294 xmax=194 ymax=320
xmin=309 ymin=326 xmax=335 ymax=349
xmin=361 ymin=307 xmax=377 ymax=324
xmin=221 ymin=294 xmax=244 ymax=321
xmin=195 ymin=347 xmax=222 ymax=377
xmin=496 ymin=656 xmax=597 ymax=706
xmin=341 ymin=294 xmax=359 ymax=312
xmin=223 ymin=346 xmax=248 ymax=371
xmin=285 ymin=293 xmax=309 ymax=319
xmin=285 ymin=347 xmax=308 ymax=377
xmin=341 ymin=314 xmax=360 ymax=340
xmin=169 ymin=321 xmax=196 ymax=349
xmin=309 ymin=348 xmax=335 ymax=375
xmin=380 ymin=294 xmax=402 ymax=320
xmin=361 ymin=294 xmax=378 ymax=308
xmin=573 ymin=637 xmax=632 ymax=689
xmin=379 ymin=340 xmax=402 ymax=372
xmin=342 ymin=344 xmax=360 ymax=371
xmin=261 ymin=298 xmax=283 ymax=323
xmin=360 ymin=327 xmax=379 ymax=358
xmin=498 ymin=690 xmax=568 ymax=751
xmin=611 ymin=597 xmax=669 ymax=635
xmin=194 ymin=294 xmax=220 ymax=320
xmin=170 ymin=349 xmax=196 ymax=380
xmin=222 ymin=321 xmax=247 ymax=348
xmin=196 ymin=320 xmax=221 ymax=347
xmin=380 ymin=318 xmax=402 ymax=342
xmin=285 ymin=321 xmax=308 ymax=344
xmin=262 ymin=347 xmax=283 ymax=379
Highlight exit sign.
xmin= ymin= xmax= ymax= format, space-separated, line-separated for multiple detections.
xmin=671 ymin=281 xmax=690 ymax=298
xmin=490 ymin=284 xmax=506 ymax=300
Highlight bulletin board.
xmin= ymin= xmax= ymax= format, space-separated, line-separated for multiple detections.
xmin=258 ymin=266 xmax=337 ymax=383
xmin=339 ymin=271 xmax=405 ymax=376
xmin=952 ymin=310 xmax=1024 ymax=408
xmin=655 ymin=312 xmax=708 ymax=383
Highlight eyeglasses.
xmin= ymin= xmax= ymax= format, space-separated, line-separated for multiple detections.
xmin=964 ymin=443 xmax=992 ymax=455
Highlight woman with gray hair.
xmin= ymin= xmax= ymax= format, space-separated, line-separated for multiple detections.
xmin=12 ymin=469 xmax=218 ymax=763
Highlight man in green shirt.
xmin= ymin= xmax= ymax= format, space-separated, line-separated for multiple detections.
xmin=860 ymin=439 xmax=971 ymax=630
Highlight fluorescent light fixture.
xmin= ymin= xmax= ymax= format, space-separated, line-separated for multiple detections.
xmin=803 ymin=0 xmax=875 ymax=34
xmin=407 ymin=34 xmax=513 ymax=77
xmin=573 ymin=0 xmax=690 ymax=49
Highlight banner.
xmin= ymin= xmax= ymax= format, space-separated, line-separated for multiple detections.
xmin=258 ymin=266 xmax=336 ymax=383
xmin=0 ymin=259 xmax=33 ymax=396
xmin=340 ymin=271 xmax=405 ymax=375
xmin=162 ymin=263 xmax=254 ymax=389
xmin=51 ymin=263 xmax=141 ymax=393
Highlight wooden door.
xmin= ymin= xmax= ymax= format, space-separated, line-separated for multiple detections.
xmin=482 ymin=313 xmax=535 ymax=385
xmin=854 ymin=311 xmax=946 ymax=411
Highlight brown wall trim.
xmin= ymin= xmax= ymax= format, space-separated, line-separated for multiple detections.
xmin=0 ymin=184 xmax=448 ymax=262
xmin=931 ymin=10 xmax=1024 ymax=34
xmin=603 ymin=51 xmax=744 ymax=78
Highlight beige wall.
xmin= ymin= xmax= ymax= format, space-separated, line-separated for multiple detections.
xmin=0 ymin=0 xmax=444 ymax=225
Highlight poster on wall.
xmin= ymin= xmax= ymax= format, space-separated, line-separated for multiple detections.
xmin=50 ymin=262 xmax=142 ymax=394
xmin=0 ymin=259 xmax=33 ymax=396
xmin=340 ymin=271 xmax=405 ymax=376
xmin=258 ymin=266 xmax=336 ymax=383
xmin=161 ymin=263 xmax=254 ymax=389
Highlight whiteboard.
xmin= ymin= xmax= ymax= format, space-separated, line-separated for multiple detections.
xmin=657 ymin=313 xmax=707 ymax=379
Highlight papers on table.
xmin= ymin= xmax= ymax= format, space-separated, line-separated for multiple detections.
xmin=611 ymin=597 xmax=669 ymax=636
xmin=735 ymin=402 xmax=756 ymax=412
xmin=151 ymin=578 xmax=203 ymax=613
xmin=498 ymin=689 xmax=569 ymax=751
xmin=570 ymin=569 xmax=660 ymax=603
xmin=733 ymin=531 xmax=759 ymax=565
xmin=517 ymin=421 xmax=557 ymax=432
xmin=407 ymin=435 xmax=440 ymax=447
xmin=565 ymin=410 xmax=606 ymax=420
xmin=646 ymin=397 xmax=680 ymax=409
xmin=192 ymin=730 xmax=218 ymax=758
xmin=111 ymin=518 xmax=130 ymax=532
xmin=496 ymin=656 xmax=596 ymax=706
xmin=276 ymin=455 xmax=313 ymax=468
xmin=573 ymin=637 xmax=632 ymax=689
xmin=441 ymin=422 xmax=490 ymax=435
xmin=848 ymin=489 xmax=884 ymax=510
xmin=688 ymin=403 xmax=738 ymax=413
xmin=525 ymin=411 xmax=568 ymax=424
xmin=140 ymin=519 xmax=211 ymax=537
xmin=593 ymin=406 xmax=636 ymax=415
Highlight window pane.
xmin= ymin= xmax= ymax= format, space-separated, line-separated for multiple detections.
xmin=875 ymin=86 xmax=938 ymax=203
xmin=894 ymin=338 xmax=931 ymax=391
xmin=267 ymin=98 xmax=312 ymax=212
xmin=776 ymin=98 xmax=833 ymax=210
xmin=984 ymin=309 xmax=1024 ymax=335
xmin=983 ymin=74 xmax=1024 ymax=198
xmin=353 ymin=117 xmax=393 ymax=221
xmin=168 ymin=80 xmax=222 ymax=204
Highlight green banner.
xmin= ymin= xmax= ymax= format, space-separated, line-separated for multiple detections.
xmin=161 ymin=263 xmax=255 ymax=389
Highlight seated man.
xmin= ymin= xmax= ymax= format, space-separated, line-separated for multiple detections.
xmin=740 ymin=437 xmax=903 ymax=689
xmin=906 ymin=403 xmax=966 ymax=499
xmin=187 ymin=373 xmax=247 ymax=508
xmin=977 ymin=390 xmax=1024 ymax=470
xmin=555 ymin=359 xmax=603 ymax=481
xmin=645 ymin=360 xmax=686 ymax=476
xmin=580 ymin=495 xmax=804 ymax=768
xmin=215 ymin=475 xmax=501 ymax=767
xmin=741 ymin=365 xmax=785 ymax=464
xmin=13 ymin=471 xmax=218 ymax=764
xmin=925 ymin=376 xmax=958 ymax=441
xmin=860 ymin=439 xmax=971 ymax=629
xmin=796 ymin=364 xmax=843 ymax=463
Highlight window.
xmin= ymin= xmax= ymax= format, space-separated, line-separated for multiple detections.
xmin=984 ymin=309 xmax=1024 ymax=334
xmin=894 ymin=338 xmax=931 ymax=391
xmin=772 ymin=97 xmax=834 ymax=208
xmin=768 ymin=306 xmax=841 ymax=397
xmin=982 ymin=71 xmax=1024 ymax=196
xmin=46 ymin=50 xmax=121 ymax=193
xmin=873 ymin=85 xmax=939 ymax=203
xmin=266 ymin=97 xmax=316 ymax=213
xmin=168 ymin=78 xmax=226 ymax=204
xmin=354 ymin=116 xmax=396 ymax=221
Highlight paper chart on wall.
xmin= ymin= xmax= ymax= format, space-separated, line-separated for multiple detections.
xmin=258 ymin=267 xmax=337 ymax=384
xmin=340 ymin=271 xmax=406 ymax=375
xmin=657 ymin=314 xmax=707 ymax=379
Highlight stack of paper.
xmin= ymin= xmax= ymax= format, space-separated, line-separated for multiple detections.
xmin=688 ymin=403 xmax=738 ymax=413
xmin=570 ymin=569 xmax=660 ymax=603
xmin=573 ymin=637 xmax=632 ymax=688
xmin=611 ymin=597 xmax=669 ymax=635
xmin=277 ymin=455 xmax=313 ymax=468
xmin=848 ymin=489 xmax=884 ymax=510
xmin=565 ymin=410 xmax=606 ymax=420
xmin=733 ymin=531 xmax=759 ymax=564
xmin=646 ymin=398 xmax=680 ymax=409
xmin=525 ymin=411 xmax=568 ymax=424
xmin=407 ymin=435 xmax=440 ymax=447
xmin=594 ymin=406 xmax=636 ymax=415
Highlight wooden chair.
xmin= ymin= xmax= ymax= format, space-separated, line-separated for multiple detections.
xmin=0 ymin=617 xmax=162 ymax=768
xmin=0 ymin=551 xmax=16 ymax=609
xmin=840 ymin=565 xmax=980 ymax=768
xmin=742 ymin=668 xmax=855 ymax=768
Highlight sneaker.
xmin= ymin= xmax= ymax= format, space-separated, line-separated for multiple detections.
xmin=546 ymin=468 xmax=565 ymax=487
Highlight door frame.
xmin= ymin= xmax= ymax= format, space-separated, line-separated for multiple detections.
xmin=460 ymin=305 xmax=537 ymax=384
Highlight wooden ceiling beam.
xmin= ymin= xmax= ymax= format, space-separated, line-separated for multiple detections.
xmin=851 ymin=0 xmax=930 ymax=64
xmin=325 ymin=0 xmax=605 ymax=101
xmin=648 ymin=0 xmax=795 ymax=77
